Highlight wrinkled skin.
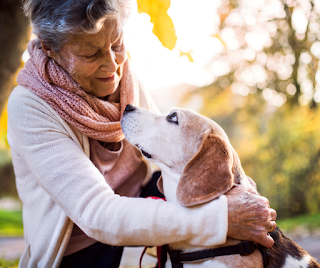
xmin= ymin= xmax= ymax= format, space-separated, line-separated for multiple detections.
xmin=41 ymin=18 xmax=127 ymax=99
xmin=226 ymin=185 xmax=277 ymax=248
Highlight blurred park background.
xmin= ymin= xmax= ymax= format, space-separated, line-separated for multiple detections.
xmin=1 ymin=0 xmax=320 ymax=266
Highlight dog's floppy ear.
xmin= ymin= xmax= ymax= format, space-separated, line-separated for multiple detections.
xmin=176 ymin=134 xmax=234 ymax=207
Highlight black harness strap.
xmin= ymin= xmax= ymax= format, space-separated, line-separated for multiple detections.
xmin=167 ymin=241 xmax=270 ymax=268
xmin=257 ymin=244 xmax=271 ymax=268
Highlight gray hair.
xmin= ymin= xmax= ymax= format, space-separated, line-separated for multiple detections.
xmin=23 ymin=0 xmax=132 ymax=51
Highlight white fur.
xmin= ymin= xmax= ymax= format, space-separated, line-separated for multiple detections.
xmin=165 ymin=259 xmax=229 ymax=268
xmin=121 ymin=107 xmax=261 ymax=268
xmin=282 ymin=255 xmax=311 ymax=268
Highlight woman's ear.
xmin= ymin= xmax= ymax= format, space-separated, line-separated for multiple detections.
xmin=40 ymin=42 xmax=56 ymax=58
xmin=176 ymin=134 xmax=234 ymax=207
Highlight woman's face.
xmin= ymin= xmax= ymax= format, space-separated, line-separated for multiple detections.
xmin=53 ymin=19 xmax=127 ymax=98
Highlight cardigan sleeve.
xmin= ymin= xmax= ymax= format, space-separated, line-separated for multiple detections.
xmin=7 ymin=86 xmax=228 ymax=247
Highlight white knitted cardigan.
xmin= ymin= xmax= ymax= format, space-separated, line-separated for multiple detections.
xmin=7 ymin=85 xmax=228 ymax=268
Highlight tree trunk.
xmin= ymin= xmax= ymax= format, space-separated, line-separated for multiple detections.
xmin=0 ymin=0 xmax=30 ymax=112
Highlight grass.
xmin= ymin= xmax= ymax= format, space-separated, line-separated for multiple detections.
xmin=0 ymin=259 xmax=19 ymax=268
xmin=0 ymin=210 xmax=23 ymax=237
xmin=277 ymin=213 xmax=320 ymax=234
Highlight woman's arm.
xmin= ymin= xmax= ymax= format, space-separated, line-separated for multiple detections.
xmin=7 ymin=86 xmax=228 ymax=247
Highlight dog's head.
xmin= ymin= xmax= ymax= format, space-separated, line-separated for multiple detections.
xmin=121 ymin=105 xmax=248 ymax=207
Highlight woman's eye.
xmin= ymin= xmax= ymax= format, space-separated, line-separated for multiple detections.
xmin=112 ymin=44 xmax=123 ymax=52
xmin=84 ymin=52 xmax=98 ymax=59
xmin=167 ymin=112 xmax=178 ymax=125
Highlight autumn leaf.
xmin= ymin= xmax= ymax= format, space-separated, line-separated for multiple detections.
xmin=137 ymin=0 xmax=177 ymax=50
xmin=212 ymin=34 xmax=227 ymax=48
xmin=0 ymin=101 xmax=9 ymax=149
xmin=179 ymin=50 xmax=194 ymax=63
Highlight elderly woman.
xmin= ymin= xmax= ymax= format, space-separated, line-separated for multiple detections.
xmin=7 ymin=0 xmax=276 ymax=267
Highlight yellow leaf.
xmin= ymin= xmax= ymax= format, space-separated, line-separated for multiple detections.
xmin=0 ymin=101 xmax=9 ymax=150
xmin=179 ymin=50 xmax=194 ymax=62
xmin=137 ymin=0 xmax=177 ymax=50
xmin=212 ymin=34 xmax=227 ymax=48
xmin=0 ymin=101 xmax=8 ymax=133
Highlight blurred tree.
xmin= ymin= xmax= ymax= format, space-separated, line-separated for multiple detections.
xmin=184 ymin=81 xmax=320 ymax=218
xmin=0 ymin=0 xmax=29 ymax=198
xmin=187 ymin=0 xmax=320 ymax=218
xmin=204 ymin=0 xmax=320 ymax=108
xmin=0 ymin=0 xmax=30 ymax=113
xmin=243 ymin=105 xmax=320 ymax=217
xmin=0 ymin=148 xmax=17 ymax=198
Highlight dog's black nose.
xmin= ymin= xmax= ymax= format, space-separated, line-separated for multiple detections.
xmin=125 ymin=104 xmax=136 ymax=112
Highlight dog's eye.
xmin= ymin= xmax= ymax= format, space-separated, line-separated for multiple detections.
xmin=167 ymin=112 xmax=178 ymax=125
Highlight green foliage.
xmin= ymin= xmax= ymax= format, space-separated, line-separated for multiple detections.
xmin=189 ymin=0 xmax=320 ymax=218
xmin=243 ymin=105 xmax=320 ymax=218
xmin=0 ymin=259 xmax=19 ymax=268
xmin=0 ymin=210 xmax=23 ymax=237
xmin=184 ymin=83 xmax=320 ymax=218
xmin=277 ymin=213 xmax=320 ymax=233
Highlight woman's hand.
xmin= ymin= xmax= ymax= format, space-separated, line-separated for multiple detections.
xmin=226 ymin=185 xmax=277 ymax=248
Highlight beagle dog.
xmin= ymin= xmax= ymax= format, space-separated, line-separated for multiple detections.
xmin=121 ymin=105 xmax=320 ymax=268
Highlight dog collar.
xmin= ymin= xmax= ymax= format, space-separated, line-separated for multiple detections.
xmin=166 ymin=241 xmax=270 ymax=268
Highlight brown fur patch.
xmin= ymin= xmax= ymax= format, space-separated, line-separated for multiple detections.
xmin=176 ymin=134 xmax=234 ymax=207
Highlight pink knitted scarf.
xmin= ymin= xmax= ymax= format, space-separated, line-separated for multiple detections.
xmin=17 ymin=39 xmax=139 ymax=142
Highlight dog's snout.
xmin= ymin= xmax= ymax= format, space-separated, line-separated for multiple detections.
xmin=124 ymin=104 xmax=136 ymax=112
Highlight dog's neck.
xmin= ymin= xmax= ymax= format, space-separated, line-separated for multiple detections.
xmin=161 ymin=168 xmax=181 ymax=205
xmin=160 ymin=167 xmax=243 ymax=254
xmin=161 ymin=164 xmax=254 ymax=206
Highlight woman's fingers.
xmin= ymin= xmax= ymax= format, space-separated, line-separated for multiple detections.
xmin=253 ymin=233 xmax=274 ymax=248
xmin=226 ymin=185 xmax=277 ymax=248
xmin=270 ymin=208 xmax=277 ymax=221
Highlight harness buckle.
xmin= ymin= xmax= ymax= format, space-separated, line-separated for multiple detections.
xmin=238 ymin=241 xmax=256 ymax=256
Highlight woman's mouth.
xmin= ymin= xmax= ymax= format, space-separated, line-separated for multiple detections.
xmin=97 ymin=74 xmax=115 ymax=83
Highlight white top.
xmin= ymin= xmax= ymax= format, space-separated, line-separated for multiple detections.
xmin=7 ymin=85 xmax=228 ymax=268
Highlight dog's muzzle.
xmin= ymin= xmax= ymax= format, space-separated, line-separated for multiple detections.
xmin=121 ymin=105 xmax=153 ymax=159
xmin=124 ymin=104 xmax=136 ymax=113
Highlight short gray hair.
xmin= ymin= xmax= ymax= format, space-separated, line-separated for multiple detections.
xmin=23 ymin=0 xmax=132 ymax=51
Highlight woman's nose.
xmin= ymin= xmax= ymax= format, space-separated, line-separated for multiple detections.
xmin=99 ymin=52 xmax=117 ymax=73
